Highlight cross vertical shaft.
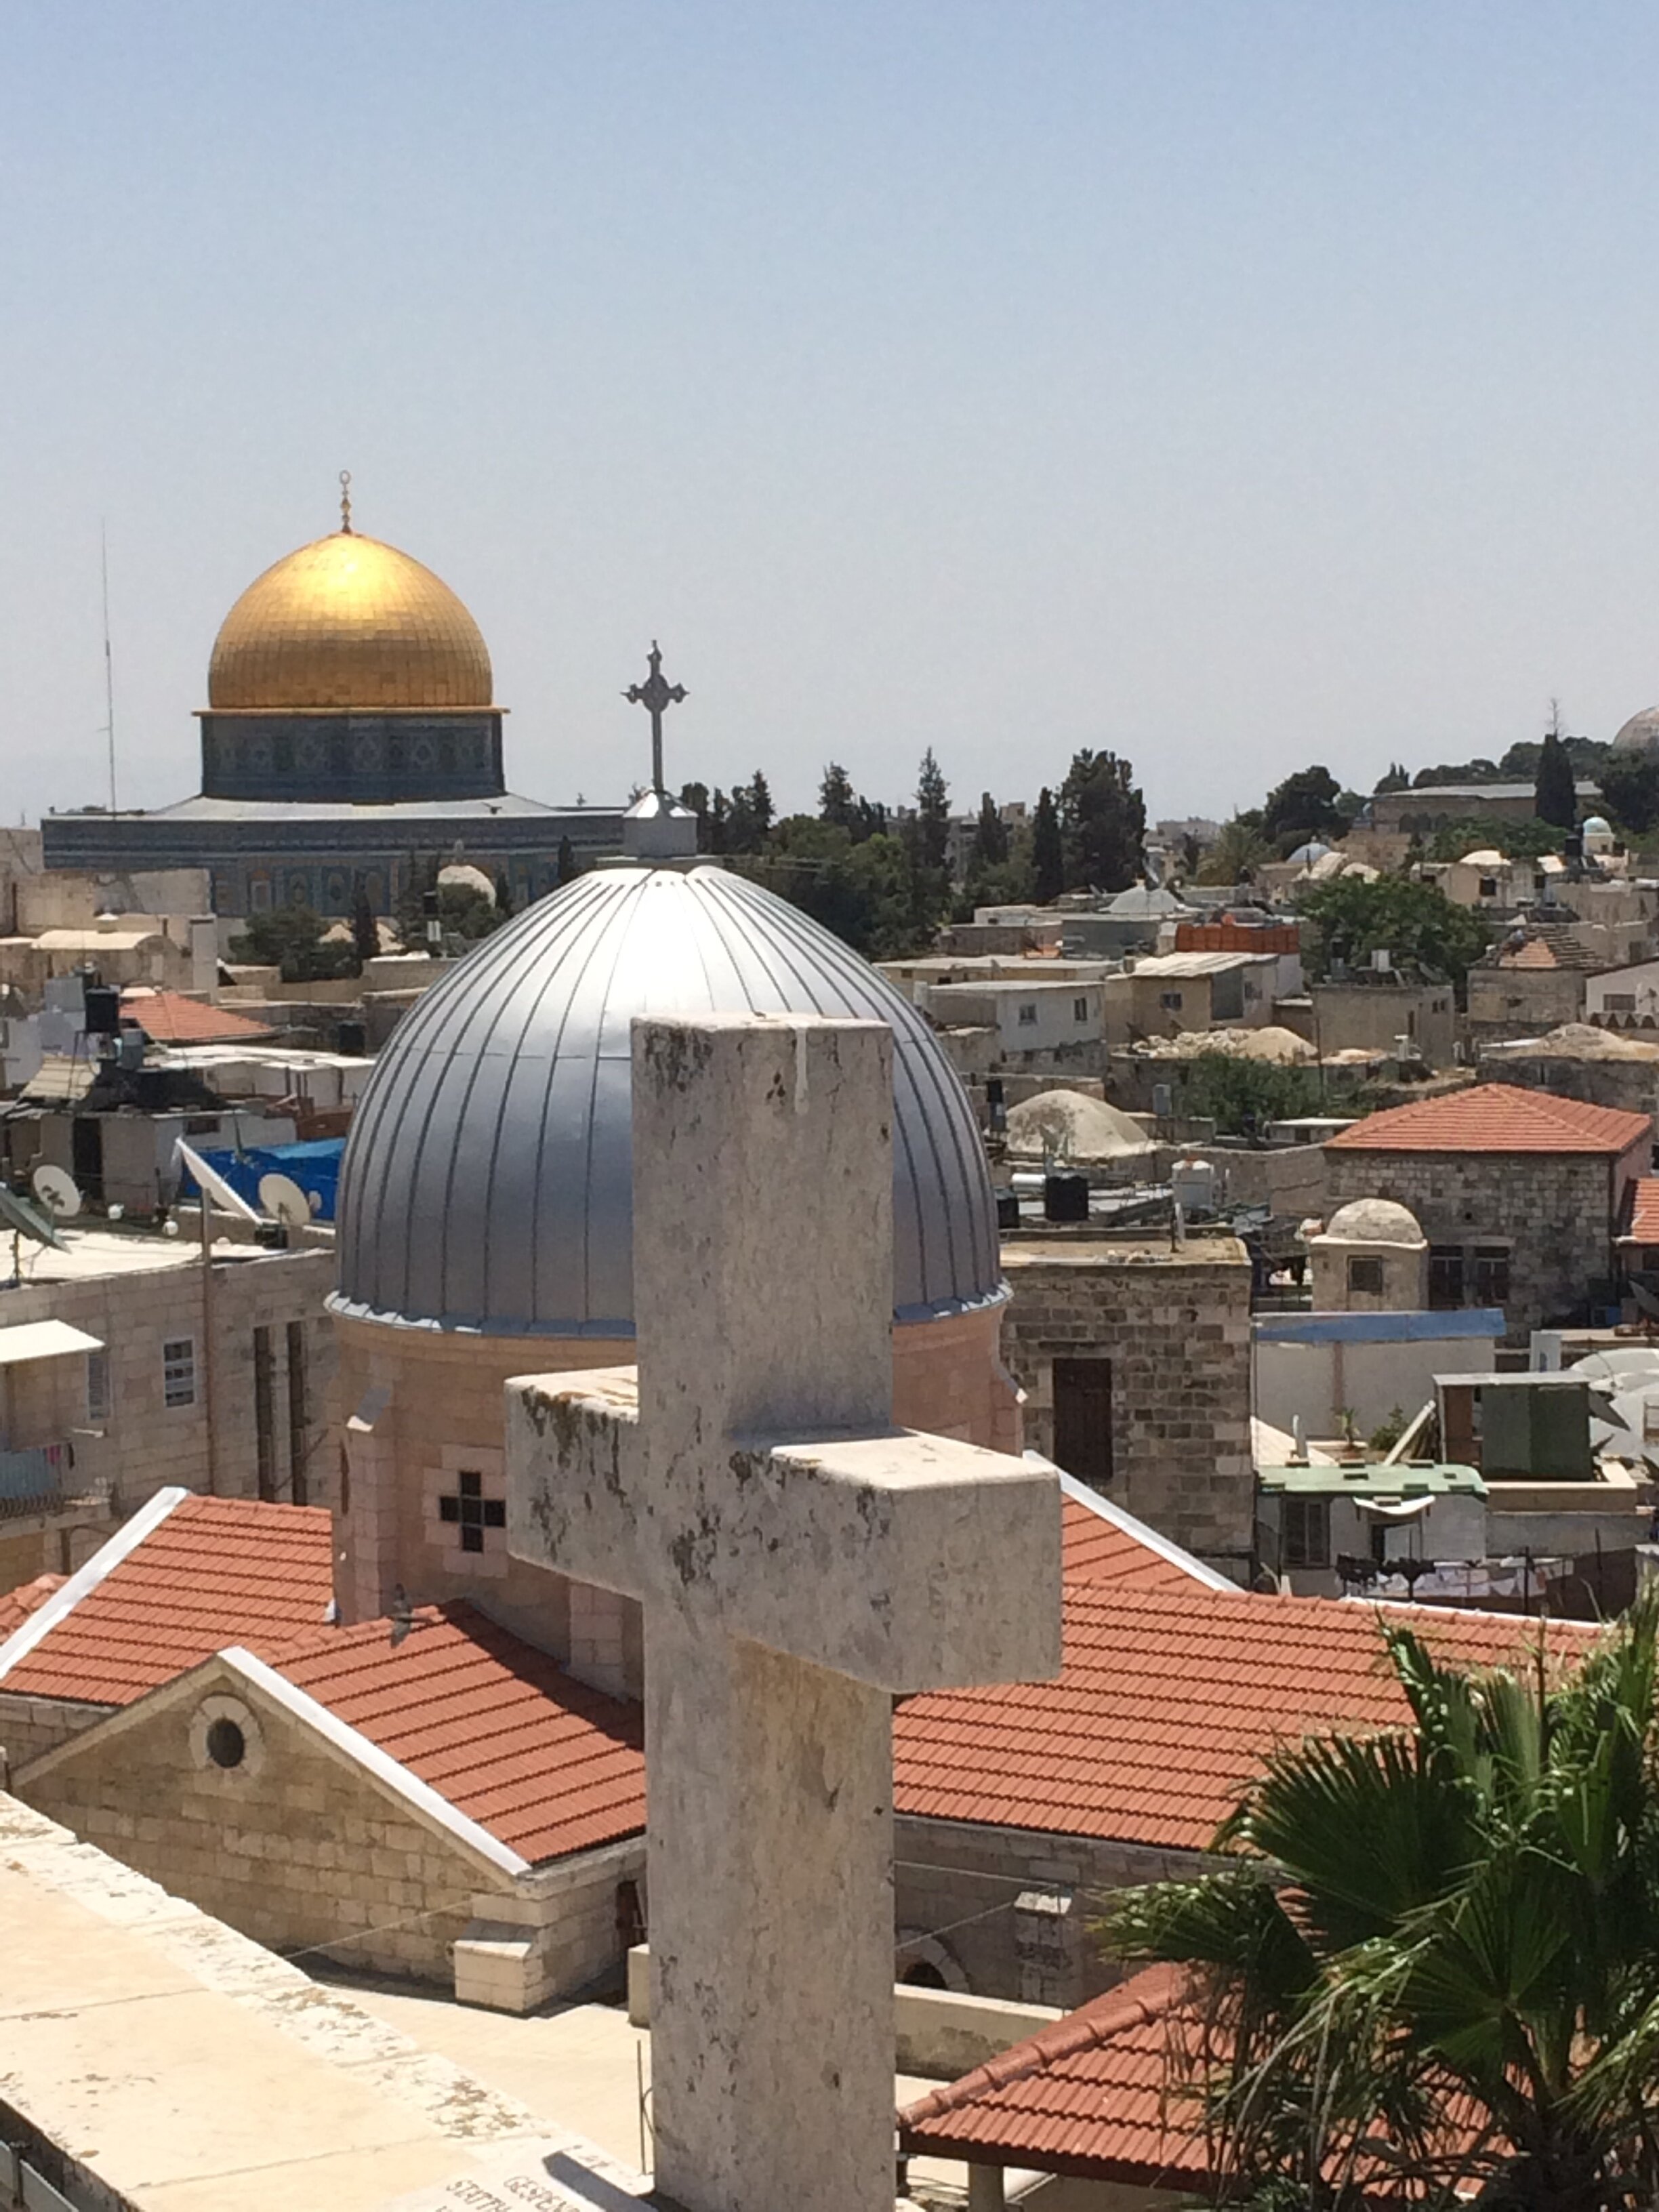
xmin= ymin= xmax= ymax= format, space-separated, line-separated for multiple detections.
xmin=506 ymin=1014 xmax=1061 ymax=2212
xmin=623 ymin=641 xmax=687 ymax=798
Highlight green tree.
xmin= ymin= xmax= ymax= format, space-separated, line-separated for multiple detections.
xmin=556 ymin=834 xmax=577 ymax=884
xmin=819 ymin=762 xmax=859 ymax=832
xmin=1296 ymin=874 xmax=1492 ymax=1000
xmin=493 ymin=870 xmax=514 ymax=919
xmin=1180 ymin=1053 xmax=1321 ymax=1137
xmin=1059 ymin=750 xmax=1145 ymax=891
xmin=230 ymin=907 xmax=360 ymax=983
xmin=726 ymin=773 xmax=774 ymax=854
xmin=1261 ymin=764 xmax=1349 ymax=855
xmin=1374 ymin=762 xmax=1411 ymax=794
xmin=350 ymin=883 xmax=378 ymax=968
xmin=1109 ymin=1599 xmax=1659 ymax=2210
xmin=1197 ymin=812 xmax=1273 ymax=885
xmin=1032 ymin=787 xmax=1065 ymax=904
xmin=1536 ymin=724 xmax=1578 ymax=830
xmin=1425 ymin=815 xmax=1563 ymax=863
xmin=916 ymin=749 xmax=951 ymax=868
xmin=970 ymin=791 xmax=1009 ymax=870
xmin=1597 ymin=756 xmax=1659 ymax=841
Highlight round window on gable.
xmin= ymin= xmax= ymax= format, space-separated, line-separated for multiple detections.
xmin=205 ymin=1717 xmax=246 ymax=1769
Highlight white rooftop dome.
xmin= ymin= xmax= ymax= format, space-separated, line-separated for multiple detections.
xmin=333 ymin=861 xmax=1002 ymax=1335
xmin=1582 ymin=815 xmax=1612 ymax=836
xmin=1614 ymin=707 xmax=1659 ymax=754
xmin=1319 ymin=1197 xmax=1426 ymax=1246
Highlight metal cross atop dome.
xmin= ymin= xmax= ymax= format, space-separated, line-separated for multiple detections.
xmin=338 ymin=469 xmax=353 ymax=534
xmin=623 ymin=640 xmax=687 ymax=796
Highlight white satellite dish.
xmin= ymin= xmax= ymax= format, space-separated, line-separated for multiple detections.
xmin=173 ymin=1140 xmax=261 ymax=1226
xmin=258 ymin=1173 xmax=313 ymax=1229
xmin=30 ymin=1164 xmax=82 ymax=1220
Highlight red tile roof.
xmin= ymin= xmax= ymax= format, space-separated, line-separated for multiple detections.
xmin=1625 ymin=1176 xmax=1659 ymax=1245
xmin=900 ymin=1963 xmax=1209 ymax=2187
xmin=268 ymin=1603 xmax=644 ymax=1865
xmin=1059 ymin=1494 xmax=1208 ymax=1592
xmin=0 ymin=1572 xmax=64 ymax=1640
xmin=894 ymin=1585 xmax=1594 ymax=1851
xmin=121 ymin=989 xmax=275 ymax=1045
xmin=1325 ymin=1084 xmax=1652 ymax=1156
xmin=0 ymin=1494 xmax=333 ymax=1706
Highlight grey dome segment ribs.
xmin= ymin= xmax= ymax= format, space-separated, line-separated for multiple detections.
xmin=332 ymin=863 xmax=1003 ymax=1335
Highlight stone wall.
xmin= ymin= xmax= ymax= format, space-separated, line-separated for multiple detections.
xmin=1001 ymin=1234 xmax=1252 ymax=1571
xmin=1324 ymin=1141 xmax=1648 ymax=1340
xmin=895 ymin=1814 xmax=1209 ymax=2011
xmin=18 ymin=1664 xmax=512 ymax=1984
xmin=0 ymin=1690 xmax=109 ymax=1772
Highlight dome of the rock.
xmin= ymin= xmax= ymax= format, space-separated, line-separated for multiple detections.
xmin=207 ymin=529 xmax=492 ymax=712
xmin=333 ymin=863 xmax=1002 ymax=1334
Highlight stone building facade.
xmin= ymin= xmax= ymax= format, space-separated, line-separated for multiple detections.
xmin=0 ymin=1237 xmax=334 ymax=1595
xmin=1000 ymin=1231 xmax=1253 ymax=1575
xmin=1324 ymin=1139 xmax=1650 ymax=1340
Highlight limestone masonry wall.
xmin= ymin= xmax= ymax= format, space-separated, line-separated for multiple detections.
xmin=1001 ymin=1238 xmax=1253 ymax=1570
xmin=20 ymin=1668 xmax=508 ymax=1984
xmin=1324 ymin=1143 xmax=1643 ymax=1339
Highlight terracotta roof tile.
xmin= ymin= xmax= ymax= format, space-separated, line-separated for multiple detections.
xmin=121 ymin=989 xmax=276 ymax=1045
xmin=0 ymin=1494 xmax=333 ymax=1705
xmin=900 ymin=1963 xmax=1210 ymax=2187
xmin=1324 ymin=1083 xmax=1652 ymax=1155
xmin=0 ymin=1572 xmax=65 ymax=1639
xmin=1059 ymin=1496 xmax=1206 ymax=1591
xmin=270 ymin=1603 xmax=645 ymax=1864
xmin=894 ymin=1585 xmax=1593 ymax=1851
xmin=1626 ymin=1176 xmax=1659 ymax=1244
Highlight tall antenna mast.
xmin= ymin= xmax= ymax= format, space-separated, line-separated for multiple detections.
xmin=100 ymin=523 xmax=118 ymax=819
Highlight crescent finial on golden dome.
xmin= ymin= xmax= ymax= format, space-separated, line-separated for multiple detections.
xmin=205 ymin=529 xmax=493 ymax=712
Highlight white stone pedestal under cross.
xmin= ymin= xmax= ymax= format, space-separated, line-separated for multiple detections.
xmin=506 ymin=1013 xmax=1061 ymax=2212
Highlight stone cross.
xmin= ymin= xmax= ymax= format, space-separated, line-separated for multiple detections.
xmin=506 ymin=1013 xmax=1061 ymax=2212
xmin=623 ymin=640 xmax=687 ymax=798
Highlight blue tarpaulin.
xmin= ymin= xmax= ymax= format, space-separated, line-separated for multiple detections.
xmin=181 ymin=1138 xmax=344 ymax=1223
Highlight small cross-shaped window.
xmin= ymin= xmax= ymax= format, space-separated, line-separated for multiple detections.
xmin=438 ymin=1469 xmax=506 ymax=1554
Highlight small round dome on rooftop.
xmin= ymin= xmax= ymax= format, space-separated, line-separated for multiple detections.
xmin=1614 ymin=707 xmax=1659 ymax=754
xmin=208 ymin=529 xmax=492 ymax=712
xmin=1460 ymin=847 xmax=1505 ymax=867
xmin=333 ymin=863 xmax=1001 ymax=1334
xmin=1582 ymin=815 xmax=1612 ymax=836
xmin=1321 ymin=1197 xmax=1425 ymax=1246
xmin=1288 ymin=839 xmax=1334 ymax=865
xmin=1004 ymin=1090 xmax=1155 ymax=1164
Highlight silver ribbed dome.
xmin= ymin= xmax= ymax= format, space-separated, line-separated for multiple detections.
xmin=333 ymin=862 xmax=1002 ymax=1334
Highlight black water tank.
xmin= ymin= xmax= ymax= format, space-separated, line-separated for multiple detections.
xmin=995 ymin=1188 xmax=1021 ymax=1232
xmin=335 ymin=1019 xmax=367 ymax=1057
xmin=1043 ymin=1171 xmax=1089 ymax=1223
xmin=82 ymin=983 xmax=121 ymax=1036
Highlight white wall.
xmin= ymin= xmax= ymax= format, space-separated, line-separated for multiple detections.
xmin=1254 ymin=1328 xmax=1500 ymax=1439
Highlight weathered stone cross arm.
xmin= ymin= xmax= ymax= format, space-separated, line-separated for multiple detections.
xmin=510 ymin=1370 xmax=1058 ymax=1691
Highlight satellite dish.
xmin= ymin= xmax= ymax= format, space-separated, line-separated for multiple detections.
xmin=0 ymin=1184 xmax=66 ymax=1252
xmin=30 ymin=1164 xmax=82 ymax=1220
xmin=258 ymin=1173 xmax=312 ymax=1229
xmin=173 ymin=1140 xmax=261 ymax=1225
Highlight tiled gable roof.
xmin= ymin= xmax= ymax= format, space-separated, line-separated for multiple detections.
xmin=268 ymin=1603 xmax=644 ymax=1865
xmin=1325 ymin=1084 xmax=1652 ymax=1155
xmin=1058 ymin=1491 xmax=1219 ymax=1592
xmin=899 ymin=1962 xmax=1208 ymax=2186
xmin=0 ymin=1494 xmax=333 ymax=1705
xmin=894 ymin=1585 xmax=1593 ymax=1851
xmin=1625 ymin=1176 xmax=1659 ymax=1244
xmin=0 ymin=1572 xmax=64 ymax=1640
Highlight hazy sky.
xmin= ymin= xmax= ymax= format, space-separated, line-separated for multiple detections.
xmin=6 ymin=3 xmax=1659 ymax=830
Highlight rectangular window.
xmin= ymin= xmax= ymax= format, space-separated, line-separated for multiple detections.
xmin=1159 ymin=991 xmax=1183 ymax=1012
xmin=1347 ymin=1255 xmax=1385 ymax=1296
xmin=1073 ymin=996 xmax=1088 ymax=1022
xmin=1604 ymin=994 xmax=1636 ymax=1014
xmin=1052 ymin=1358 xmax=1113 ymax=1490
xmin=1282 ymin=1495 xmax=1331 ymax=1569
xmin=253 ymin=1326 xmax=276 ymax=1500
xmin=1429 ymin=1246 xmax=1465 ymax=1310
xmin=1017 ymin=1003 xmax=1038 ymax=1027
xmin=162 ymin=1337 xmax=197 ymax=1410
xmin=287 ymin=1321 xmax=309 ymax=1507
xmin=1479 ymin=877 xmax=1498 ymax=899
xmin=85 ymin=1347 xmax=110 ymax=1426
xmin=1473 ymin=1246 xmax=1511 ymax=1305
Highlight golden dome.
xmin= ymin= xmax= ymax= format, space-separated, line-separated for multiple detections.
xmin=207 ymin=530 xmax=493 ymax=712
